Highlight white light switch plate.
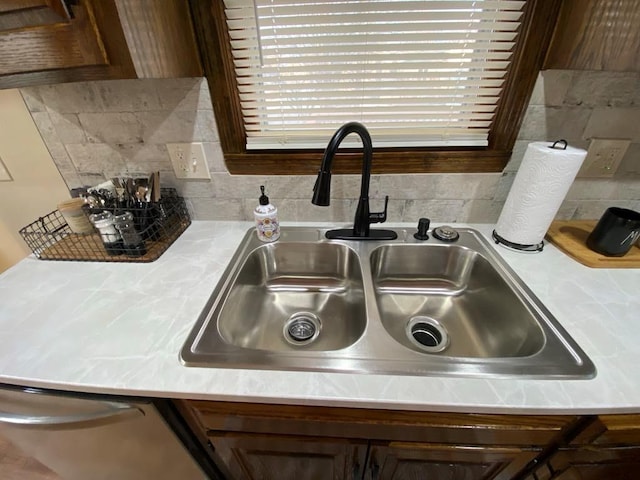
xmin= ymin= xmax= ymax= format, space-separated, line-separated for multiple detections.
xmin=0 ymin=155 xmax=12 ymax=181
xmin=167 ymin=142 xmax=211 ymax=179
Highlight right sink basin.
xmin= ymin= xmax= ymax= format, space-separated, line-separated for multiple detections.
xmin=370 ymin=244 xmax=545 ymax=358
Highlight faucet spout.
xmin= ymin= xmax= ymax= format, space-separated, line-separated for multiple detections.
xmin=312 ymin=122 xmax=397 ymax=240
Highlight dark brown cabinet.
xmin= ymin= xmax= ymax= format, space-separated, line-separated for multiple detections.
xmin=367 ymin=443 xmax=536 ymax=480
xmin=207 ymin=434 xmax=537 ymax=480
xmin=544 ymin=0 xmax=640 ymax=72
xmin=178 ymin=401 xmax=640 ymax=480
xmin=0 ymin=0 xmax=201 ymax=89
xmin=180 ymin=401 xmax=576 ymax=480
xmin=0 ymin=0 xmax=109 ymax=86
xmin=543 ymin=446 xmax=640 ymax=480
xmin=208 ymin=432 xmax=367 ymax=480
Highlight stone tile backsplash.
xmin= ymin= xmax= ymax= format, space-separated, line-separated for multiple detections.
xmin=20 ymin=72 xmax=640 ymax=223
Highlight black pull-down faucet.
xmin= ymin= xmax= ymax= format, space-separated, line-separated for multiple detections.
xmin=312 ymin=122 xmax=397 ymax=240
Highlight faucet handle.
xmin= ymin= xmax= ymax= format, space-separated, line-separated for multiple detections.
xmin=369 ymin=195 xmax=389 ymax=224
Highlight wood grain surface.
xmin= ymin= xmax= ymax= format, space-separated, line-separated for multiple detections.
xmin=0 ymin=6 xmax=106 ymax=75
xmin=115 ymin=0 xmax=202 ymax=78
xmin=545 ymin=0 xmax=640 ymax=71
xmin=545 ymin=220 xmax=640 ymax=268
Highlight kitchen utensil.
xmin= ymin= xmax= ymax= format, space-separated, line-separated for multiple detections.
xmin=152 ymin=172 xmax=161 ymax=202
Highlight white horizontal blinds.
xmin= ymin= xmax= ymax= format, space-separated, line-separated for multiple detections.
xmin=224 ymin=0 xmax=525 ymax=149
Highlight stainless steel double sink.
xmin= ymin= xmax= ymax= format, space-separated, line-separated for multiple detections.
xmin=180 ymin=227 xmax=595 ymax=379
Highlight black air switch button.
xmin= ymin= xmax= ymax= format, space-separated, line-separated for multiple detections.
xmin=414 ymin=218 xmax=430 ymax=240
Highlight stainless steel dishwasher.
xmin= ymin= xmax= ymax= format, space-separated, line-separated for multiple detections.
xmin=0 ymin=384 xmax=223 ymax=479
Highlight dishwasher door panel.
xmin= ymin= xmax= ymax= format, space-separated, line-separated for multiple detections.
xmin=0 ymin=388 xmax=207 ymax=480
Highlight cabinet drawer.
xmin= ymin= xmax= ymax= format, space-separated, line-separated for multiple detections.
xmin=185 ymin=401 xmax=576 ymax=447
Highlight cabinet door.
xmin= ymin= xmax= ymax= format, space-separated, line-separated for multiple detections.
xmin=0 ymin=0 xmax=201 ymax=89
xmin=0 ymin=0 xmax=118 ymax=88
xmin=545 ymin=415 xmax=640 ymax=479
xmin=546 ymin=446 xmax=640 ymax=480
xmin=367 ymin=443 xmax=537 ymax=480
xmin=0 ymin=0 xmax=71 ymax=30
xmin=208 ymin=432 xmax=367 ymax=480
xmin=544 ymin=0 xmax=640 ymax=71
xmin=0 ymin=0 xmax=106 ymax=70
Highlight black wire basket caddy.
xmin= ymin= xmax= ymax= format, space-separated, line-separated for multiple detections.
xmin=19 ymin=188 xmax=191 ymax=263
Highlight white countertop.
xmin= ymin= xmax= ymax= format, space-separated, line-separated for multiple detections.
xmin=0 ymin=221 xmax=638 ymax=414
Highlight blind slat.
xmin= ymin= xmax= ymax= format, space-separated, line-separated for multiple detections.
xmin=228 ymin=30 xmax=519 ymax=43
xmin=234 ymin=51 xmax=514 ymax=63
xmin=236 ymin=64 xmax=505 ymax=79
xmin=246 ymin=126 xmax=492 ymax=134
xmin=236 ymin=60 xmax=511 ymax=70
xmin=239 ymin=89 xmax=503 ymax=101
xmin=267 ymin=0 xmax=525 ymax=8
xmin=231 ymin=39 xmax=516 ymax=52
xmin=244 ymin=113 xmax=495 ymax=122
xmin=227 ymin=20 xmax=518 ymax=35
xmin=237 ymin=78 xmax=505 ymax=92
xmin=241 ymin=12 xmax=523 ymax=26
xmin=241 ymin=103 xmax=498 ymax=114
xmin=226 ymin=1 xmax=526 ymax=16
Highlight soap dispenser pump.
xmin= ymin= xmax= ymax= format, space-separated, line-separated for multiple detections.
xmin=254 ymin=185 xmax=280 ymax=242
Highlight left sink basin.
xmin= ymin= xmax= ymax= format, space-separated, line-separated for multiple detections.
xmin=216 ymin=241 xmax=366 ymax=351
xmin=180 ymin=228 xmax=371 ymax=370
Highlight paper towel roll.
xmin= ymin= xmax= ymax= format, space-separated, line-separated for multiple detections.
xmin=495 ymin=141 xmax=587 ymax=248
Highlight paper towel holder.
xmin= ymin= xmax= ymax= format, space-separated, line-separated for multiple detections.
xmin=492 ymin=139 xmax=577 ymax=253
xmin=492 ymin=230 xmax=544 ymax=252
xmin=549 ymin=139 xmax=568 ymax=150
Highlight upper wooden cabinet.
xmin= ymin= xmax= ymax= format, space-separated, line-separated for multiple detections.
xmin=0 ymin=1 xmax=72 ymax=29
xmin=544 ymin=0 xmax=640 ymax=72
xmin=0 ymin=0 xmax=202 ymax=89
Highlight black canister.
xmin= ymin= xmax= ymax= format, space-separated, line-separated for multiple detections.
xmin=586 ymin=207 xmax=640 ymax=257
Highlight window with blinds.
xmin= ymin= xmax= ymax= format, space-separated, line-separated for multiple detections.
xmin=223 ymin=0 xmax=525 ymax=150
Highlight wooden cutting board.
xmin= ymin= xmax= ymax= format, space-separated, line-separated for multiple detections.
xmin=545 ymin=220 xmax=640 ymax=268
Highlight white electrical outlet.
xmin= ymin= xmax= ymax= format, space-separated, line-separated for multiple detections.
xmin=167 ymin=142 xmax=211 ymax=179
xmin=0 ymin=155 xmax=12 ymax=181
xmin=579 ymin=138 xmax=630 ymax=178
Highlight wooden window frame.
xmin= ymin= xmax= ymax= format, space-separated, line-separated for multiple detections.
xmin=189 ymin=0 xmax=561 ymax=175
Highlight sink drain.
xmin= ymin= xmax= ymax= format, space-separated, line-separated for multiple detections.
xmin=284 ymin=312 xmax=321 ymax=345
xmin=406 ymin=317 xmax=449 ymax=353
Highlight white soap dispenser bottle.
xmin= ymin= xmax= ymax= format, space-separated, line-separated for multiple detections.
xmin=254 ymin=185 xmax=280 ymax=242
